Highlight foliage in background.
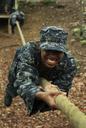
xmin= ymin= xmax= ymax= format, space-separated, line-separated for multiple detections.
xmin=72 ymin=26 xmax=86 ymax=45
xmin=18 ymin=0 xmax=56 ymax=7
xmin=42 ymin=0 xmax=56 ymax=5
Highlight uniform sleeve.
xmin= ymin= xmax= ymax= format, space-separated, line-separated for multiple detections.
xmin=13 ymin=43 xmax=41 ymax=113
xmin=53 ymin=55 xmax=77 ymax=92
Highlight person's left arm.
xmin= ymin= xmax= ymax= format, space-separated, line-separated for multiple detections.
xmin=53 ymin=54 xmax=77 ymax=93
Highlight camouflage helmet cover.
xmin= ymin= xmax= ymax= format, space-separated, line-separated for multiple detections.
xmin=40 ymin=26 xmax=68 ymax=53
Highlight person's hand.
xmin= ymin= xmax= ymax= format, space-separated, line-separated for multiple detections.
xmin=45 ymin=91 xmax=60 ymax=109
xmin=36 ymin=91 xmax=62 ymax=110
xmin=9 ymin=11 xmax=25 ymax=33
xmin=40 ymin=78 xmax=66 ymax=96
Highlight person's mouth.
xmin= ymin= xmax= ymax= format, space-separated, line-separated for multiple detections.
xmin=47 ymin=56 xmax=58 ymax=61
xmin=46 ymin=56 xmax=59 ymax=67
xmin=47 ymin=59 xmax=57 ymax=65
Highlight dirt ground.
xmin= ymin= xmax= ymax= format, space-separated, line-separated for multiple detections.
xmin=0 ymin=0 xmax=86 ymax=128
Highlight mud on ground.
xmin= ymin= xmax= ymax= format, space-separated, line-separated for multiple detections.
xmin=0 ymin=0 xmax=86 ymax=128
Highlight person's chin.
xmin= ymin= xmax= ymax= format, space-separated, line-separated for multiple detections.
xmin=45 ymin=63 xmax=56 ymax=68
xmin=45 ymin=60 xmax=58 ymax=68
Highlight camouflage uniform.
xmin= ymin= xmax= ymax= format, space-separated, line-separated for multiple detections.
xmin=4 ymin=26 xmax=77 ymax=115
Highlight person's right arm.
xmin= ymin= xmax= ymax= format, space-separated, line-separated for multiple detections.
xmin=12 ymin=43 xmax=42 ymax=113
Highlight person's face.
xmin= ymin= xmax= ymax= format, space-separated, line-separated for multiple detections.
xmin=40 ymin=49 xmax=64 ymax=68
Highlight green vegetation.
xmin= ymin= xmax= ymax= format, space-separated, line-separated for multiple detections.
xmin=72 ymin=25 xmax=86 ymax=45
xmin=72 ymin=28 xmax=81 ymax=39
xmin=43 ymin=0 xmax=56 ymax=5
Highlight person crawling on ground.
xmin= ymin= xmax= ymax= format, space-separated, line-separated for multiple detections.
xmin=4 ymin=26 xmax=77 ymax=116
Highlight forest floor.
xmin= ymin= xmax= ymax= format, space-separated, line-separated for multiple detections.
xmin=0 ymin=0 xmax=86 ymax=128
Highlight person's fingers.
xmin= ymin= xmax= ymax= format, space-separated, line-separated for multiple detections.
xmin=47 ymin=95 xmax=57 ymax=109
xmin=48 ymin=91 xmax=61 ymax=97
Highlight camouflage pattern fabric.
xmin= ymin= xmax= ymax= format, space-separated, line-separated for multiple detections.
xmin=40 ymin=26 xmax=68 ymax=53
xmin=6 ymin=42 xmax=77 ymax=115
xmin=10 ymin=11 xmax=25 ymax=27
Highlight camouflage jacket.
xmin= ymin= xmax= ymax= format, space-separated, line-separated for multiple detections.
xmin=8 ymin=42 xmax=77 ymax=114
